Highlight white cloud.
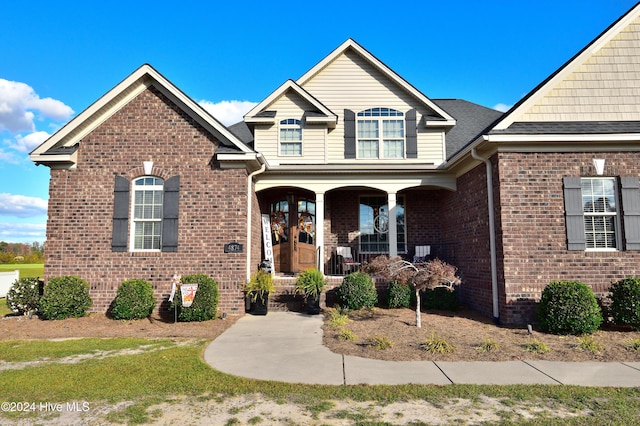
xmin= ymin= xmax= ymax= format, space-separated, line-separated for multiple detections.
xmin=0 ymin=193 xmax=48 ymax=218
xmin=198 ymin=100 xmax=257 ymax=126
xmin=493 ymin=103 xmax=512 ymax=112
xmin=0 ymin=78 xmax=73 ymax=133
xmin=9 ymin=131 xmax=51 ymax=153
xmin=0 ymin=222 xmax=46 ymax=243
xmin=0 ymin=148 xmax=19 ymax=164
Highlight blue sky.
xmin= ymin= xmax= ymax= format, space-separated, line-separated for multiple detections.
xmin=0 ymin=0 xmax=637 ymax=243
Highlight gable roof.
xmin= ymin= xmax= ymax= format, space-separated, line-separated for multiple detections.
xmin=297 ymin=39 xmax=456 ymax=127
xmin=30 ymin=64 xmax=253 ymax=168
xmin=244 ymin=79 xmax=338 ymax=127
xmin=492 ymin=2 xmax=640 ymax=132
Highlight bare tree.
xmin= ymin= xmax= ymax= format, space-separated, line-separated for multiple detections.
xmin=364 ymin=256 xmax=461 ymax=327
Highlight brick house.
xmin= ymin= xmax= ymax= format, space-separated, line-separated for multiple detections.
xmin=31 ymin=4 xmax=640 ymax=324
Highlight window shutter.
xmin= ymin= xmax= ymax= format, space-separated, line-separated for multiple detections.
xmin=112 ymin=176 xmax=130 ymax=252
xmin=161 ymin=175 xmax=180 ymax=252
xmin=405 ymin=109 xmax=417 ymax=158
xmin=563 ymin=177 xmax=586 ymax=250
xmin=621 ymin=176 xmax=640 ymax=250
xmin=344 ymin=109 xmax=356 ymax=159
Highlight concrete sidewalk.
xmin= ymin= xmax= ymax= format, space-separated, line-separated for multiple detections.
xmin=204 ymin=312 xmax=640 ymax=387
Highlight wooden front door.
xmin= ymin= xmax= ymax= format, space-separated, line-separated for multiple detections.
xmin=270 ymin=195 xmax=316 ymax=274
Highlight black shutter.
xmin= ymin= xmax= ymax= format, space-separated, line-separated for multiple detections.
xmin=344 ymin=109 xmax=356 ymax=159
xmin=621 ymin=176 xmax=640 ymax=250
xmin=112 ymin=176 xmax=130 ymax=252
xmin=405 ymin=109 xmax=417 ymax=158
xmin=161 ymin=175 xmax=180 ymax=252
xmin=563 ymin=177 xmax=586 ymax=250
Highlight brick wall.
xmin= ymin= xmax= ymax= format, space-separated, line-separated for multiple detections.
xmin=44 ymin=87 xmax=249 ymax=316
xmin=497 ymin=151 xmax=640 ymax=323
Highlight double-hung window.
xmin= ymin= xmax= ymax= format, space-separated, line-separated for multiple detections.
xmin=581 ymin=177 xmax=618 ymax=250
xmin=357 ymin=108 xmax=405 ymax=159
xmin=279 ymin=118 xmax=302 ymax=156
xmin=132 ymin=177 xmax=164 ymax=251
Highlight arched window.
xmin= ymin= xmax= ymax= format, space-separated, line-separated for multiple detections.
xmin=131 ymin=176 xmax=164 ymax=250
xmin=357 ymin=108 xmax=404 ymax=159
xmin=279 ymin=118 xmax=302 ymax=156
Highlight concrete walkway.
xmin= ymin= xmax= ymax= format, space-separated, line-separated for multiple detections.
xmin=204 ymin=312 xmax=640 ymax=387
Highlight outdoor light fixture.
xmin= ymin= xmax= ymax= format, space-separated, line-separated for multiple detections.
xmin=593 ymin=159 xmax=605 ymax=176
xmin=143 ymin=161 xmax=154 ymax=175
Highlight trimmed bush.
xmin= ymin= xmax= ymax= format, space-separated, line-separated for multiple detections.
xmin=537 ymin=280 xmax=602 ymax=335
xmin=6 ymin=277 xmax=42 ymax=315
xmin=337 ymin=272 xmax=377 ymax=310
xmin=422 ymin=287 xmax=459 ymax=311
xmin=609 ymin=277 xmax=640 ymax=330
xmin=110 ymin=279 xmax=156 ymax=320
xmin=170 ymin=274 xmax=219 ymax=322
xmin=39 ymin=276 xmax=92 ymax=320
xmin=387 ymin=280 xmax=412 ymax=308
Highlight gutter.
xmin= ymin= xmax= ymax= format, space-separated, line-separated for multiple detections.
xmin=246 ymin=154 xmax=267 ymax=281
xmin=470 ymin=147 xmax=500 ymax=323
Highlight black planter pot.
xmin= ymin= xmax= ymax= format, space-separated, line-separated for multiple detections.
xmin=306 ymin=293 xmax=321 ymax=315
xmin=249 ymin=291 xmax=269 ymax=315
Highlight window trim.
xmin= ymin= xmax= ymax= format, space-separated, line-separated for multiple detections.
xmin=356 ymin=108 xmax=405 ymax=159
xmin=581 ymin=177 xmax=621 ymax=252
xmin=278 ymin=118 xmax=302 ymax=156
xmin=358 ymin=194 xmax=406 ymax=254
xmin=130 ymin=176 xmax=164 ymax=252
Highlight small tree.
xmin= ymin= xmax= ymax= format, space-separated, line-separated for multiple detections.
xmin=364 ymin=256 xmax=460 ymax=327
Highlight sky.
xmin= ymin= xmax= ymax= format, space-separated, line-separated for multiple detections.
xmin=0 ymin=0 xmax=638 ymax=243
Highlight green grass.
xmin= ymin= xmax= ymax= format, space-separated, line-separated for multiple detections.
xmin=0 ymin=264 xmax=44 ymax=279
xmin=0 ymin=298 xmax=11 ymax=317
xmin=0 ymin=339 xmax=640 ymax=424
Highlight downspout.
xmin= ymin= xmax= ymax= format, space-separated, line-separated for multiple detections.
xmin=471 ymin=147 xmax=500 ymax=323
xmin=246 ymin=154 xmax=266 ymax=281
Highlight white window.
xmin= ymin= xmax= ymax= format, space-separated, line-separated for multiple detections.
xmin=279 ymin=118 xmax=302 ymax=156
xmin=581 ymin=177 xmax=619 ymax=250
xmin=357 ymin=108 xmax=404 ymax=159
xmin=131 ymin=177 xmax=164 ymax=251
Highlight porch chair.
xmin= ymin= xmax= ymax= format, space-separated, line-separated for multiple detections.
xmin=336 ymin=246 xmax=361 ymax=274
xmin=413 ymin=245 xmax=431 ymax=264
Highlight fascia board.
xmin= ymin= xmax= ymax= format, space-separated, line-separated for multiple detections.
xmin=493 ymin=4 xmax=640 ymax=131
xmin=31 ymin=64 xmax=252 ymax=162
xmin=244 ymin=80 xmax=337 ymax=125
xmin=296 ymin=39 xmax=456 ymax=124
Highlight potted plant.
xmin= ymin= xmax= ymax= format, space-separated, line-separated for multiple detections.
xmin=295 ymin=268 xmax=327 ymax=315
xmin=245 ymin=269 xmax=275 ymax=315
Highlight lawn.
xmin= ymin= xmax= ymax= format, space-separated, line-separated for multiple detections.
xmin=0 ymin=264 xmax=44 ymax=279
xmin=0 ymin=338 xmax=639 ymax=425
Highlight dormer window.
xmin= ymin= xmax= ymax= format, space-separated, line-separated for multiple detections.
xmin=357 ymin=108 xmax=404 ymax=159
xmin=279 ymin=118 xmax=302 ymax=156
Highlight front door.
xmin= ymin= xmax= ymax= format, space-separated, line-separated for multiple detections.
xmin=270 ymin=195 xmax=316 ymax=274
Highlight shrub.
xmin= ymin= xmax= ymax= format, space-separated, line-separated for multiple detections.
xmin=369 ymin=335 xmax=394 ymax=350
xmin=338 ymin=328 xmax=357 ymax=341
xmin=387 ymin=280 xmax=412 ymax=308
xmin=537 ymin=280 xmax=602 ymax=335
xmin=6 ymin=277 xmax=42 ymax=315
xmin=171 ymin=274 xmax=219 ymax=322
xmin=575 ymin=335 xmax=603 ymax=354
xmin=475 ymin=337 xmax=500 ymax=353
xmin=326 ymin=308 xmax=350 ymax=327
xmin=422 ymin=286 xmax=459 ymax=310
xmin=110 ymin=279 xmax=156 ymax=320
xmin=336 ymin=272 xmax=378 ymax=310
xmin=523 ymin=338 xmax=550 ymax=354
xmin=420 ymin=332 xmax=456 ymax=354
xmin=39 ymin=276 xmax=92 ymax=320
xmin=609 ymin=277 xmax=640 ymax=330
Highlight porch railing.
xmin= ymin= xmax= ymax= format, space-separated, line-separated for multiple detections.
xmin=324 ymin=242 xmax=458 ymax=276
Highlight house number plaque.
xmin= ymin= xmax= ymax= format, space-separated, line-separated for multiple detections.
xmin=224 ymin=242 xmax=243 ymax=253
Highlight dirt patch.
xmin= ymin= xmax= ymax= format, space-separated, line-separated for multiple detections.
xmin=0 ymin=311 xmax=237 ymax=341
xmin=323 ymin=307 xmax=640 ymax=362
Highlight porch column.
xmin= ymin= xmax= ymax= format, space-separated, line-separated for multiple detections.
xmin=315 ymin=192 xmax=325 ymax=271
xmin=388 ymin=192 xmax=398 ymax=258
